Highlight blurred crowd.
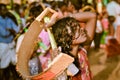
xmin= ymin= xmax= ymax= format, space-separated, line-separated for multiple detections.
xmin=0 ymin=0 xmax=120 ymax=80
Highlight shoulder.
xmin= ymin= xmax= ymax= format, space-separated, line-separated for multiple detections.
xmin=6 ymin=17 xmax=17 ymax=24
xmin=6 ymin=12 xmax=18 ymax=25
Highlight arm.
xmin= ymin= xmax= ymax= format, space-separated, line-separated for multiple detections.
xmin=71 ymin=12 xmax=97 ymax=50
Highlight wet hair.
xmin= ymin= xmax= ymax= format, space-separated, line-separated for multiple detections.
xmin=52 ymin=17 xmax=80 ymax=55
xmin=52 ymin=17 xmax=81 ymax=68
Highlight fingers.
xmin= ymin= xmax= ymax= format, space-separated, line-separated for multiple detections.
xmin=72 ymin=28 xmax=87 ymax=45
xmin=45 ymin=12 xmax=58 ymax=28
xmin=80 ymin=28 xmax=87 ymax=37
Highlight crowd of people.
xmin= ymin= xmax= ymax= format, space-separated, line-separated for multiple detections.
xmin=0 ymin=0 xmax=120 ymax=80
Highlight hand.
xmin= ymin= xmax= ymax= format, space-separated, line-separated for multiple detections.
xmin=72 ymin=28 xmax=87 ymax=45
xmin=44 ymin=12 xmax=58 ymax=28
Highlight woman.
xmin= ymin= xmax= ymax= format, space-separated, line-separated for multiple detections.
xmin=50 ymin=12 xmax=96 ymax=80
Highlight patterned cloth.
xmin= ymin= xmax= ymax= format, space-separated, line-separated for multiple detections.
xmin=77 ymin=48 xmax=92 ymax=80
xmin=57 ymin=47 xmax=92 ymax=80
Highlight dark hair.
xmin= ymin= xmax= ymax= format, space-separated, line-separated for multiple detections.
xmin=52 ymin=17 xmax=81 ymax=68
xmin=0 ymin=3 xmax=7 ymax=15
xmin=27 ymin=3 xmax=44 ymax=27
xmin=52 ymin=17 xmax=80 ymax=55
xmin=0 ymin=4 xmax=18 ymax=25
xmin=6 ymin=12 xmax=18 ymax=26
xmin=0 ymin=3 xmax=6 ymax=9
xmin=13 ymin=3 xmax=21 ymax=14
xmin=64 ymin=0 xmax=82 ymax=10
xmin=29 ymin=3 xmax=43 ymax=17
xmin=57 ymin=1 xmax=67 ymax=9
xmin=108 ymin=16 xmax=116 ymax=23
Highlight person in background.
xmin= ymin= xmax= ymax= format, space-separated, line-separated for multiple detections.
xmin=64 ymin=0 xmax=82 ymax=14
xmin=104 ymin=15 xmax=116 ymax=48
xmin=106 ymin=0 xmax=120 ymax=39
xmin=94 ymin=13 xmax=103 ymax=51
xmin=55 ymin=1 xmax=68 ymax=19
xmin=107 ymin=15 xmax=115 ymax=36
xmin=107 ymin=0 xmax=120 ymax=44
xmin=9 ymin=3 xmax=22 ymax=28
xmin=100 ymin=6 xmax=109 ymax=48
xmin=0 ymin=3 xmax=20 ymax=80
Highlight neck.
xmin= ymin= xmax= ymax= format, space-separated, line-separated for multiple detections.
xmin=70 ymin=45 xmax=79 ymax=57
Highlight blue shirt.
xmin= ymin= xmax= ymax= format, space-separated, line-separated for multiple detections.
xmin=0 ymin=16 xmax=20 ymax=43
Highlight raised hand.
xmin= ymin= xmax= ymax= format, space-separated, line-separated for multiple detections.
xmin=72 ymin=28 xmax=87 ymax=45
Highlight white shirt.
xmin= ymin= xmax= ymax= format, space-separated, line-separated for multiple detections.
xmin=107 ymin=1 xmax=120 ymax=26
xmin=96 ymin=20 xmax=103 ymax=33
xmin=107 ymin=1 xmax=120 ymax=16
